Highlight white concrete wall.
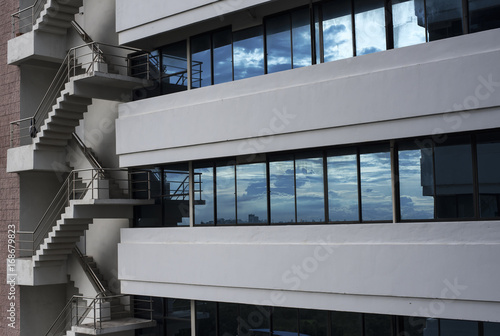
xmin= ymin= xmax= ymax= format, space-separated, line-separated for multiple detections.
xmin=116 ymin=0 xmax=272 ymax=44
xmin=119 ymin=222 xmax=500 ymax=322
xmin=116 ymin=28 xmax=500 ymax=168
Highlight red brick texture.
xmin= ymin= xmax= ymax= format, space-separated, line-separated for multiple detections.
xmin=0 ymin=0 xmax=21 ymax=335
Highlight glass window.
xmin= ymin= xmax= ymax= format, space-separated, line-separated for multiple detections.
xmin=237 ymin=162 xmax=268 ymax=224
xmin=299 ymin=309 xmax=329 ymax=336
xmin=270 ymin=155 xmax=296 ymax=223
xmin=219 ymin=303 xmax=240 ymax=336
xmin=296 ymin=153 xmax=325 ymax=223
xmin=360 ymin=145 xmax=393 ymax=221
xmin=314 ymin=6 xmax=322 ymax=64
xmin=426 ymin=0 xmax=463 ymax=41
xmin=392 ymin=0 xmax=427 ymax=48
xmin=266 ymin=13 xmax=292 ymax=74
xmin=402 ymin=316 xmax=428 ymax=336
xmin=364 ymin=314 xmax=393 ymax=336
xmin=191 ymin=33 xmax=212 ymax=88
xmin=327 ymin=148 xmax=359 ymax=222
xmin=398 ymin=141 xmax=434 ymax=220
xmin=239 ymin=305 xmax=270 ymax=336
xmin=216 ymin=163 xmax=236 ymax=225
xmin=484 ymin=322 xmax=500 ymax=336
xmin=161 ymin=41 xmax=188 ymax=94
xmin=434 ymin=136 xmax=474 ymax=219
xmin=292 ymin=7 xmax=313 ymax=68
xmin=233 ymin=26 xmax=265 ymax=80
xmin=322 ymin=0 xmax=354 ymax=62
xmin=331 ymin=311 xmax=363 ymax=336
xmin=354 ymin=0 xmax=386 ymax=56
xmin=166 ymin=299 xmax=191 ymax=336
xmin=476 ymin=133 xmax=500 ymax=218
xmin=440 ymin=319 xmax=478 ymax=336
xmin=196 ymin=301 xmax=217 ymax=336
xmin=273 ymin=307 xmax=298 ymax=335
xmin=194 ymin=163 xmax=215 ymax=225
xmin=213 ymin=29 xmax=233 ymax=84
xmin=469 ymin=0 xmax=500 ymax=33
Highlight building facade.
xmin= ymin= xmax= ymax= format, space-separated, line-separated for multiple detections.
xmin=3 ymin=0 xmax=500 ymax=335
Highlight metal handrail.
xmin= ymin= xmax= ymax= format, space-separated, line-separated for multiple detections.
xmin=11 ymin=0 xmax=46 ymax=37
xmin=45 ymin=294 xmax=154 ymax=336
xmin=73 ymin=246 xmax=108 ymax=295
xmin=9 ymin=41 xmax=150 ymax=148
xmin=71 ymin=133 xmax=103 ymax=171
xmin=17 ymin=168 xmax=151 ymax=256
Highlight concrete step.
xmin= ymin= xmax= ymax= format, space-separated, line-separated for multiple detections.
xmin=51 ymin=110 xmax=84 ymax=120
xmin=35 ymin=137 xmax=69 ymax=147
xmin=37 ymin=130 xmax=73 ymax=140
xmin=35 ymin=254 xmax=68 ymax=261
xmin=41 ymin=123 xmax=75 ymax=134
xmin=46 ymin=242 xmax=76 ymax=249
xmin=42 ymin=17 xmax=73 ymax=28
xmin=56 ymin=100 xmax=90 ymax=113
xmin=36 ymin=24 xmax=66 ymax=35
xmin=36 ymin=248 xmax=73 ymax=255
xmin=46 ymin=116 xmax=81 ymax=127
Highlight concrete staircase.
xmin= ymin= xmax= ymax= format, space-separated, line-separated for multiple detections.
xmin=33 ymin=0 xmax=83 ymax=35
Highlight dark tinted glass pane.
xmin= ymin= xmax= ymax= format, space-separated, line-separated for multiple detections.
xmin=161 ymin=41 xmax=188 ymax=94
xmin=354 ymin=0 xmax=386 ymax=55
xmin=239 ymin=305 xmax=270 ymax=336
xmin=273 ymin=307 xmax=298 ymax=335
xmin=196 ymin=301 xmax=217 ymax=336
xmin=331 ymin=311 xmax=363 ymax=336
xmin=213 ymin=29 xmax=233 ymax=84
xmin=266 ymin=13 xmax=292 ymax=73
xmin=327 ymin=149 xmax=359 ymax=222
xmin=296 ymin=153 xmax=325 ymax=223
xmin=216 ymin=163 xmax=236 ymax=225
xmin=469 ymin=0 xmax=500 ymax=33
xmin=423 ymin=318 xmax=439 ymax=336
xmin=392 ymin=0 xmax=426 ymax=48
xmin=426 ymin=0 xmax=463 ymax=41
xmin=477 ymin=133 xmax=500 ymax=218
xmin=234 ymin=26 xmax=265 ymax=80
xmin=364 ymin=314 xmax=392 ymax=336
xmin=440 ymin=319 xmax=478 ymax=336
xmin=219 ymin=303 xmax=239 ymax=336
xmin=292 ymin=7 xmax=312 ymax=68
xmin=484 ymin=322 xmax=500 ymax=336
xmin=194 ymin=164 xmax=215 ymax=225
xmin=398 ymin=141 xmax=434 ymax=220
xmin=166 ymin=298 xmax=191 ymax=336
xmin=299 ymin=309 xmax=329 ymax=336
xmin=237 ymin=162 xmax=268 ymax=224
xmin=270 ymin=156 xmax=296 ymax=223
xmin=360 ymin=145 xmax=392 ymax=221
xmin=434 ymin=136 xmax=474 ymax=218
xmin=402 ymin=316 xmax=427 ymax=336
xmin=191 ymin=33 xmax=212 ymax=88
xmin=322 ymin=0 xmax=354 ymax=61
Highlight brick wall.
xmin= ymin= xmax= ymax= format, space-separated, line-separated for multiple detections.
xmin=0 ymin=0 xmax=21 ymax=335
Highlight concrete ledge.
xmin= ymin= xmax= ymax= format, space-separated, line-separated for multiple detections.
xmin=6 ymin=144 xmax=69 ymax=173
xmin=7 ymin=31 xmax=66 ymax=66
xmin=11 ymin=258 xmax=67 ymax=286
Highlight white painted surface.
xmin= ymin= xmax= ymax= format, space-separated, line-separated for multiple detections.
xmin=116 ymin=0 xmax=271 ymax=44
xmin=119 ymin=222 xmax=500 ymax=321
xmin=116 ymin=29 xmax=500 ymax=168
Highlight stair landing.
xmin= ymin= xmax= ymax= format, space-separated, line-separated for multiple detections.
xmin=71 ymin=317 xmax=156 ymax=335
